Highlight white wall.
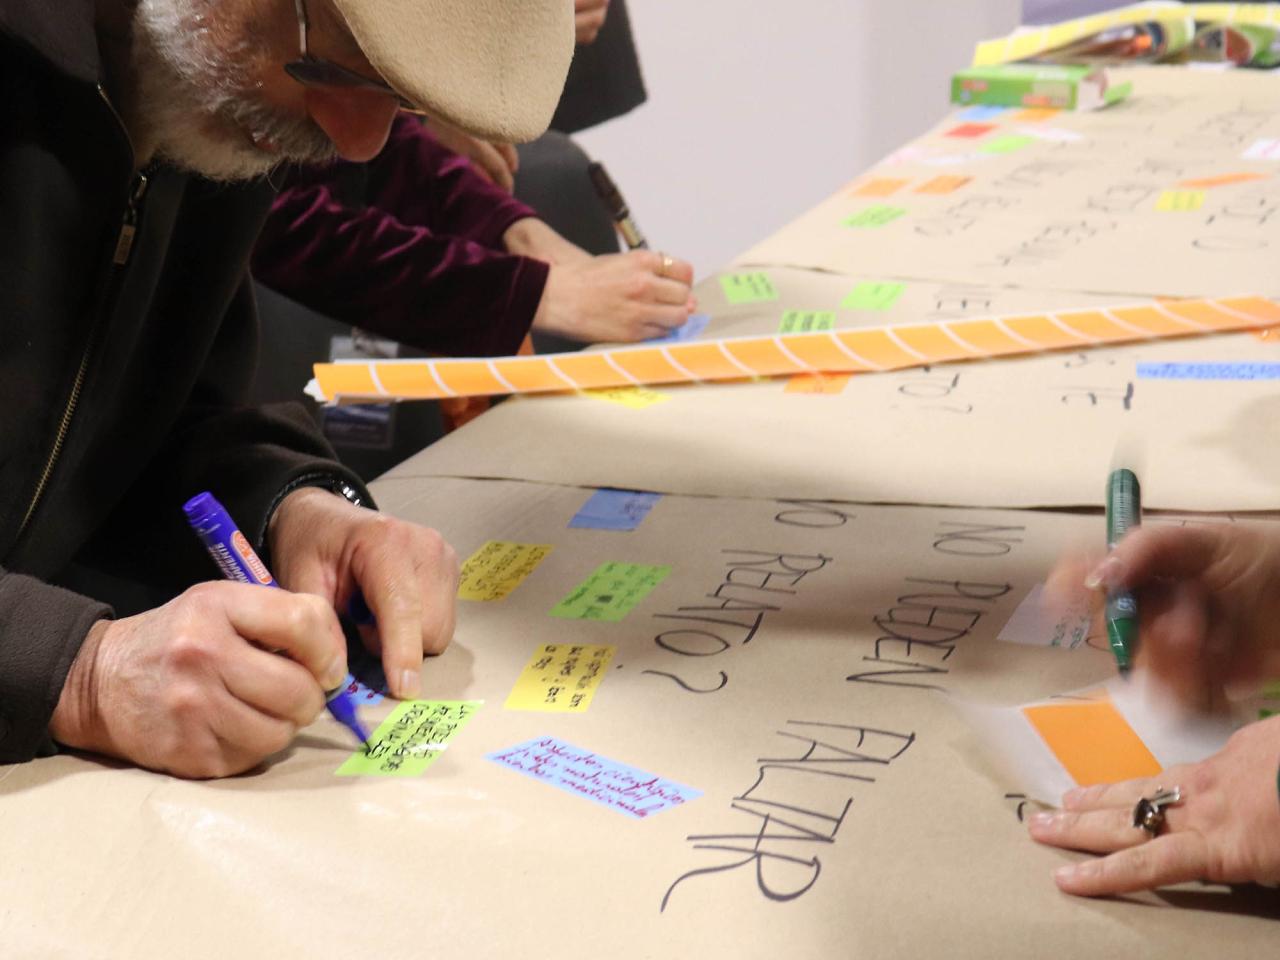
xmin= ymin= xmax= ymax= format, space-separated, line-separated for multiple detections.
xmin=576 ymin=0 xmax=1022 ymax=277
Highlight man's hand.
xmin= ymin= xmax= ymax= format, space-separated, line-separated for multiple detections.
xmin=429 ymin=117 xmax=519 ymax=193
xmin=575 ymin=0 xmax=610 ymax=44
xmin=531 ymin=249 xmax=698 ymax=343
xmin=266 ymin=487 xmax=460 ymax=701
xmin=49 ymin=582 xmax=344 ymax=778
xmin=1028 ymin=714 xmax=1280 ymax=894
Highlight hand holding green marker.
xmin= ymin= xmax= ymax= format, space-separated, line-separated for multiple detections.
xmin=1104 ymin=468 xmax=1141 ymax=676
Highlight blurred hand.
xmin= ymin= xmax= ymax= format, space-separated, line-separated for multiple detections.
xmin=266 ymin=487 xmax=460 ymax=701
xmin=49 ymin=582 xmax=344 ymax=778
xmin=575 ymin=0 xmax=610 ymax=44
xmin=1028 ymin=714 xmax=1280 ymax=894
xmin=429 ymin=117 xmax=519 ymax=193
xmin=531 ymin=249 xmax=697 ymax=343
xmin=1048 ymin=524 xmax=1280 ymax=706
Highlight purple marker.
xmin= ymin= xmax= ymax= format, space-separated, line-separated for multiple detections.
xmin=183 ymin=491 xmax=371 ymax=750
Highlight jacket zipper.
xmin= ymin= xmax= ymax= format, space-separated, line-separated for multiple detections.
xmin=14 ymin=88 xmax=144 ymax=541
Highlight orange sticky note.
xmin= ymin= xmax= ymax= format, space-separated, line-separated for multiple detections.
xmin=1178 ymin=172 xmax=1268 ymax=190
xmin=784 ymin=373 xmax=852 ymax=395
xmin=1011 ymin=107 xmax=1060 ymax=122
xmin=915 ymin=175 xmax=971 ymax=195
xmin=1023 ymin=699 xmax=1162 ymax=787
xmin=852 ymin=177 xmax=910 ymax=197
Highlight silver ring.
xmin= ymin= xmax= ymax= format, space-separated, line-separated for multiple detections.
xmin=1132 ymin=785 xmax=1182 ymax=837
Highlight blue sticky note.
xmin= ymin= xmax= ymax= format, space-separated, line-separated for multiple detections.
xmin=957 ymin=104 xmax=1009 ymax=121
xmin=1136 ymin=362 xmax=1280 ymax=380
xmin=338 ymin=672 xmax=385 ymax=706
xmin=569 ymin=488 xmax=662 ymax=532
xmin=649 ymin=313 xmax=709 ymax=344
xmin=487 ymin=736 xmax=701 ymax=819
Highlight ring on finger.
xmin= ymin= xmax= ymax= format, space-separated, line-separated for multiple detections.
xmin=657 ymin=252 xmax=674 ymax=279
xmin=1132 ymin=785 xmax=1182 ymax=838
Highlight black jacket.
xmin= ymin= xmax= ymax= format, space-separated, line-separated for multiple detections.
xmin=0 ymin=0 xmax=370 ymax=762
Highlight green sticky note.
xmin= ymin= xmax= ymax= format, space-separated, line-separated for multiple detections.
xmin=336 ymin=700 xmax=481 ymax=777
xmin=779 ymin=310 xmax=835 ymax=333
xmin=841 ymin=282 xmax=906 ymax=311
xmin=720 ymin=272 xmax=778 ymax=304
xmin=1261 ymin=681 xmax=1280 ymax=699
xmin=551 ymin=562 xmax=671 ymax=622
xmin=844 ymin=205 xmax=906 ymax=228
xmin=979 ymin=134 xmax=1034 ymax=154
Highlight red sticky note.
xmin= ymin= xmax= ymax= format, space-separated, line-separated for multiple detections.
xmin=946 ymin=123 xmax=996 ymax=139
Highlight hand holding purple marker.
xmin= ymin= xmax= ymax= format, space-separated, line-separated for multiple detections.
xmin=183 ymin=491 xmax=372 ymax=751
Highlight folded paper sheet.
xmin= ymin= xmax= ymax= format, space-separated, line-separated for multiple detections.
xmin=738 ymin=68 xmax=1280 ymax=301
xmin=4 ymin=478 xmax=1276 ymax=957
xmin=382 ymin=329 xmax=1280 ymax=512
xmin=972 ymin=2 xmax=1280 ymax=67
xmin=308 ymin=295 xmax=1279 ymax=403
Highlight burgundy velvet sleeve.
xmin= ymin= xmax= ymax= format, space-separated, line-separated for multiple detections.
xmin=366 ymin=117 xmax=537 ymax=248
xmin=251 ymin=177 xmax=547 ymax=357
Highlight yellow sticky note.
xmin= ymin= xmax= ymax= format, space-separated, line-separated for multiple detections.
xmin=458 ymin=541 xmax=553 ymax=601
xmin=504 ymin=643 xmax=615 ymax=712
xmin=1155 ymin=190 xmax=1206 ymax=212
xmin=1023 ymin=699 xmax=1162 ymax=787
xmin=583 ymin=386 xmax=669 ymax=408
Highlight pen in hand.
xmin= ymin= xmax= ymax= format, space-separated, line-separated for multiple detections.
xmin=1104 ymin=468 xmax=1141 ymax=677
xmin=183 ymin=491 xmax=372 ymax=750
xmin=587 ymin=160 xmax=649 ymax=251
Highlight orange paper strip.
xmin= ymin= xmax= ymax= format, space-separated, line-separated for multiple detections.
xmin=785 ymin=373 xmax=852 ymax=395
xmin=1023 ymin=700 xmax=1162 ymax=787
xmin=1178 ymin=172 xmax=1268 ymax=189
xmin=310 ymin=296 xmax=1280 ymax=402
xmin=915 ymin=175 xmax=972 ymax=195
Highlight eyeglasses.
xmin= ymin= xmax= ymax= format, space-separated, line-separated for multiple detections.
xmin=283 ymin=0 xmax=427 ymax=114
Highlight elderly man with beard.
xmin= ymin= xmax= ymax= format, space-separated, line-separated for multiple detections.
xmin=0 ymin=0 xmax=573 ymax=778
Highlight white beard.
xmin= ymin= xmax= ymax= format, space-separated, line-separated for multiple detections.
xmin=130 ymin=0 xmax=335 ymax=181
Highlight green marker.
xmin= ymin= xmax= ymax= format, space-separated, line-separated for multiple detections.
xmin=1105 ymin=468 xmax=1141 ymax=677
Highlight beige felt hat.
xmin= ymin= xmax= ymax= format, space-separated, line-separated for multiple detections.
xmin=331 ymin=0 xmax=575 ymax=142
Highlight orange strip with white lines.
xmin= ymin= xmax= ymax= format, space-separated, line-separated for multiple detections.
xmin=310 ymin=297 xmax=1280 ymax=403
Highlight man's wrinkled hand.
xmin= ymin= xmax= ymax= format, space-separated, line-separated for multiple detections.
xmin=267 ymin=487 xmax=460 ymax=701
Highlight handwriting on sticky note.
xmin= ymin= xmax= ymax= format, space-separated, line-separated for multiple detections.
xmin=550 ymin=561 xmax=670 ymax=621
xmin=915 ymin=175 xmax=971 ymax=195
xmin=1022 ymin=700 xmax=1162 ymax=787
xmin=979 ymin=134 xmax=1034 ymax=155
xmin=947 ymin=122 xmax=996 ymax=139
xmin=336 ymin=700 xmax=481 ymax=777
xmin=785 ymin=373 xmax=853 ymax=395
xmin=583 ymin=386 xmax=669 ymax=408
xmin=1155 ymin=190 xmax=1205 ymax=212
xmin=778 ymin=310 xmax=835 ymax=334
xmin=852 ymin=177 xmax=909 ymax=197
xmin=458 ymin=541 xmax=553 ymax=601
xmin=486 ymin=736 xmax=701 ymax=819
xmin=339 ymin=672 xmax=385 ymax=706
xmin=504 ymin=643 xmax=615 ymax=712
xmin=1137 ymin=362 xmax=1280 ymax=380
xmin=841 ymin=281 xmax=906 ymax=312
xmin=569 ymin=489 xmax=662 ymax=532
xmin=720 ymin=272 xmax=778 ymax=304
xmin=844 ymin=206 xmax=906 ymax=229
xmin=996 ymin=584 xmax=1090 ymax=649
